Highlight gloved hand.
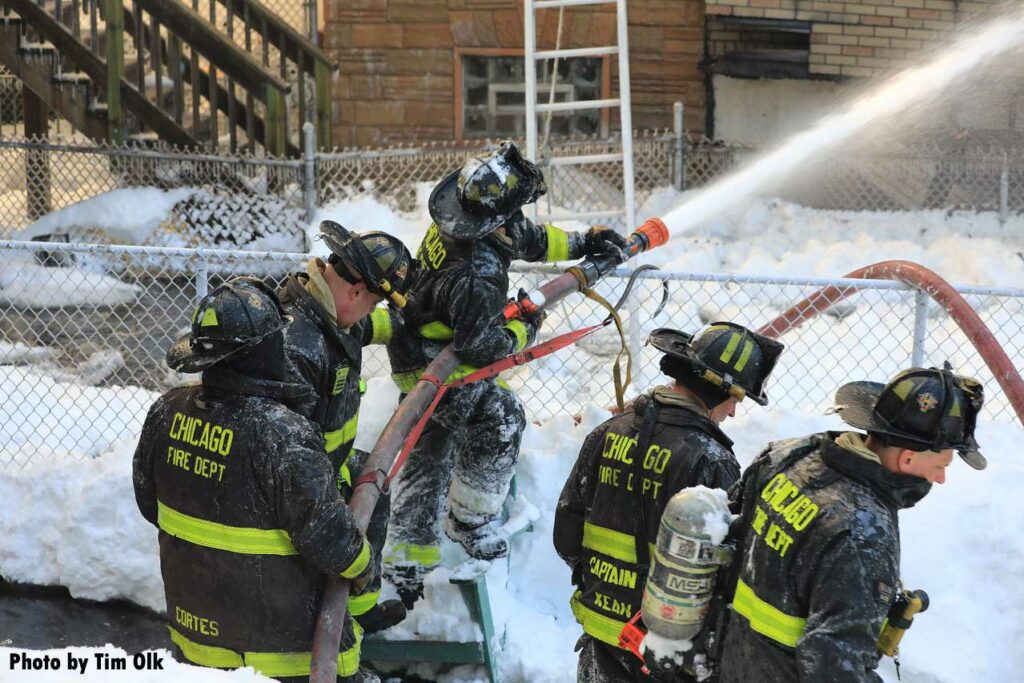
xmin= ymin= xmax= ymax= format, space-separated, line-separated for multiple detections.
xmin=583 ymin=225 xmax=628 ymax=262
xmin=352 ymin=542 xmax=381 ymax=595
xmin=512 ymin=288 xmax=546 ymax=345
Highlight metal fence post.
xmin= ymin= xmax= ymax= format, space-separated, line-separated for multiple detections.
xmin=673 ymin=102 xmax=685 ymax=192
xmin=912 ymin=288 xmax=929 ymax=367
xmin=303 ymin=122 xmax=317 ymax=233
xmin=195 ymin=255 xmax=209 ymax=304
xmin=307 ymin=0 xmax=318 ymax=43
xmin=1000 ymin=151 xmax=1009 ymax=226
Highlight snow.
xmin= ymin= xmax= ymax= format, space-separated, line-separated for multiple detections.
xmin=3 ymin=368 xmax=1020 ymax=682
xmin=16 ymin=188 xmax=196 ymax=244
xmin=0 ymin=254 xmax=141 ymax=308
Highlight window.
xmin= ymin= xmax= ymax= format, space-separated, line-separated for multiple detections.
xmin=458 ymin=52 xmax=606 ymax=141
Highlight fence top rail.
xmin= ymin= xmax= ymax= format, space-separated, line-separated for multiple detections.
xmin=2 ymin=241 xmax=1022 ymax=298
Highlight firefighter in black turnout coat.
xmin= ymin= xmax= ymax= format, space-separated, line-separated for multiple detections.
xmin=383 ymin=140 xmax=632 ymax=606
xmin=277 ymin=222 xmax=413 ymax=632
xmin=718 ymin=365 xmax=987 ymax=683
xmin=554 ymin=323 xmax=784 ymax=682
xmin=133 ymin=278 xmax=378 ymax=682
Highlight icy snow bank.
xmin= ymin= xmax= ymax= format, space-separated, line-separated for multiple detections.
xmin=17 ymin=188 xmax=196 ymax=244
xmin=1 ymin=372 xmax=1021 ymax=683
xmin=0 ymin=645 xmax=273 ymax=682
xmin=0 ymin=257 xmax=141 ymax=308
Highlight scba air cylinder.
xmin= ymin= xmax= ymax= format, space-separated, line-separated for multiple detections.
xmin=641 ymin=487 xmax=734 ymax=640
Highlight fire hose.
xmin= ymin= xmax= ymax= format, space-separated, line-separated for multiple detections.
xmin=309 ymin=217 xmax=670 ymax=682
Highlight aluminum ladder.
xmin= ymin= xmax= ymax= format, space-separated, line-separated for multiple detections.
xmin=523 ymin=0 xmax=636 ymax=234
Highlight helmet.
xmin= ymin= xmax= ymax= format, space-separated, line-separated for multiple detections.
xmin=319 ymin=221 xmax=413 ymax=309
xmin=834 ymin=364 xmax=986 ymax=469
xmin=428 ymin=140 xmax=547 ymax=240
xmin=648 ymin=323 xmax=784 ymax=406
xmin=166 ymin=277 xmax=290 ymax=373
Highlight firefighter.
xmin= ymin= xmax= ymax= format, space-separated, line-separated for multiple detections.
xmin=553 ymin=323 xmax=784 ymax=682
xmin=133 ymin=278 xmax=378 ymax=681
xmin=277 ymin=221 xmax=414 ymax=633
xmin=383 ymin=140 xmax=630 ymax=607
xmin=717 ymin=365 xmax=986 ymax=683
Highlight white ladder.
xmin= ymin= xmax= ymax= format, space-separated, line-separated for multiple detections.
xmin=523 ymin=0 xmax=636 ymax=235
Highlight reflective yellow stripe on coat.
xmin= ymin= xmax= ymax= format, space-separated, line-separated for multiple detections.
xmin=169 ymin=625 xmax=361 ymax=677
xmin=157 ymin=501 xmax=297 ymax=556
xmin=570 ymin=591 xmax=627 ymax=647
xmin=732 ymin=577 xmax=807 ymax=648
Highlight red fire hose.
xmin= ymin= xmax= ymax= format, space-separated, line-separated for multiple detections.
xmin=758 ymin=260 xmax=1024 ymax=422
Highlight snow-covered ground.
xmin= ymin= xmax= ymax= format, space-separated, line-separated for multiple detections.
xmin=0 ymin=373 xmax=1021 ymax=683
xmin=1 ymin=186 xmax=1022 ymax=681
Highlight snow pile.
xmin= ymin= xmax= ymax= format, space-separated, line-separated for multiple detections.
xmin=0 ymin=341 xmax=56 ymax=364
xmin=0 ymin=255 xmax=141 ymax=308
xmin=16 ymin=188 xmax=196 ymax=244
xmin=0 ymin=645 xmax=273 ymax=682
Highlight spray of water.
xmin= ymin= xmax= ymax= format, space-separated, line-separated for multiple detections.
xmin=662 ymin=10 xmax=1024 ymax=238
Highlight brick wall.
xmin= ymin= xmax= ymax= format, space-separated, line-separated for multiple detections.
xmin=324 ymin=0 xmax=705 ymax=147
xmin=706 ymin=0 xmax=1000 ymax=79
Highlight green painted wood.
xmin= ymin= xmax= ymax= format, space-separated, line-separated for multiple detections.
xmin=264 ymin=85 xmax=285 ymax=157
xmin=314 ymin=58 xmax=330 ymax=150
xmin=361 ymin=639 xmax=486 ymax=665
xmin=103 ymin=0 xmax=123 ymax=142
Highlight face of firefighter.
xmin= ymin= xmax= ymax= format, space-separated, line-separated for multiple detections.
xmin=897 ymin=447 xmax=954 ymax=484
xmin=324 ymin=266 xmax=385 ymax=327
xmin=709 ymin=396 xmax=740 ymax=424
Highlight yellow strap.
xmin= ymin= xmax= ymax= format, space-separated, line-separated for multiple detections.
xmin=369 ymin=308 xmax=393 ymax=345
xmin=570 ymin=592 xmax=628 ymax=647
xmin=504 ymin=319 xmax=529 ymax=352
xmin=349 ymin=589 xmax=381 ymax=617
xmin=732 ymin=578 xmax=807 ymax=648
xmin=340 ymin=538 xmax=371 ymax=579
xmin=324 ymin=414 xmax=359 ymax=454
xmin=581 ymin=288 xmax=632 ymax=412
xmin=419 ymin=321 xmax=455 ymax=341
xmin=386 ymin=542 xmax=442 ymax=566
xmin=169 ymin=626 xmax=360 ymax=677
xmin=157 ymin=501 xmax=297 ymax=556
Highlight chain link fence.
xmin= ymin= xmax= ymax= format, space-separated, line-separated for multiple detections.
xmin=2 ymin=131 xmax=1022 ymax=244
xmin=1 ymin=240 xmax=1020 ymax=469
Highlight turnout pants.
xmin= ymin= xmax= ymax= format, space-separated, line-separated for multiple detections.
xmin=384 ymin=378 xmax=526 ymax=573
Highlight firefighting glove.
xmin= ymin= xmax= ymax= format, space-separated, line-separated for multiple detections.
xmin=351 ymin=542 xmax=381 ymax=595
xmin=512 ymin=288 xmax=546 ymax=346
xmin=583 ymin=225 xmax=628 ymax=263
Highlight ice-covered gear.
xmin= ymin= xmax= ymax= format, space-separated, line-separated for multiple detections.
xmin=584 ymin=225 xmax=629 ymax=262
xmin=444 ymin=512 xmax=509 ymax=561
xmin=354 ymin=599 xmax=408 ymax=635
xmin=577 ymin=635 xmax=658 ymax=683
xmin=383 ymin=202 xmax=595 ymax=592
xmin=132 ymin=364 xmax=369 ymax=679
xmin=384 ymin=378 xmax=526 ymax=603
xmin=641 ymin=488 xmax=734 ymax=641
xmin=429 ymin=140 xmax=548 ymax=240
xmin=278 ymin=268 xmax=400 ymax=631
xmin=166 ymin=278 xmax=290 ymax=374
xmin=649 ymin=324 xmax=784 ymax=407
xmin=553 ymin=389 xmax=740 ymax=681
xmin=835 ymin=364 xmax=986 ymax=469
xmin=319 ymin=220 xmax=414 ymax=309
xmin=717 ymin=432 xmax=934 ymax=683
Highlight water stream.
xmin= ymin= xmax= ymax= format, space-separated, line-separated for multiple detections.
xmin=661 ymin=10 xmax=1024 ymax=238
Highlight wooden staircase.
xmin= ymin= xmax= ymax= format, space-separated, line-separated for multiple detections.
xmin=0 ymin=0 xmax=334 ymax=156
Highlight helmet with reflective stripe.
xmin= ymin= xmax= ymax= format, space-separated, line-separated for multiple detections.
xmin=835 ymin=363 xmax=985 ymax=469
xmin=648 ymin=322 xmax=784 ymax=406
xmin=429 ymin=140 xmax=548 ymax=240
xmin=166 ymin=277 xmax=290 ymax=373
xmin=319 ymin=220 xmax=413 ymax=309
